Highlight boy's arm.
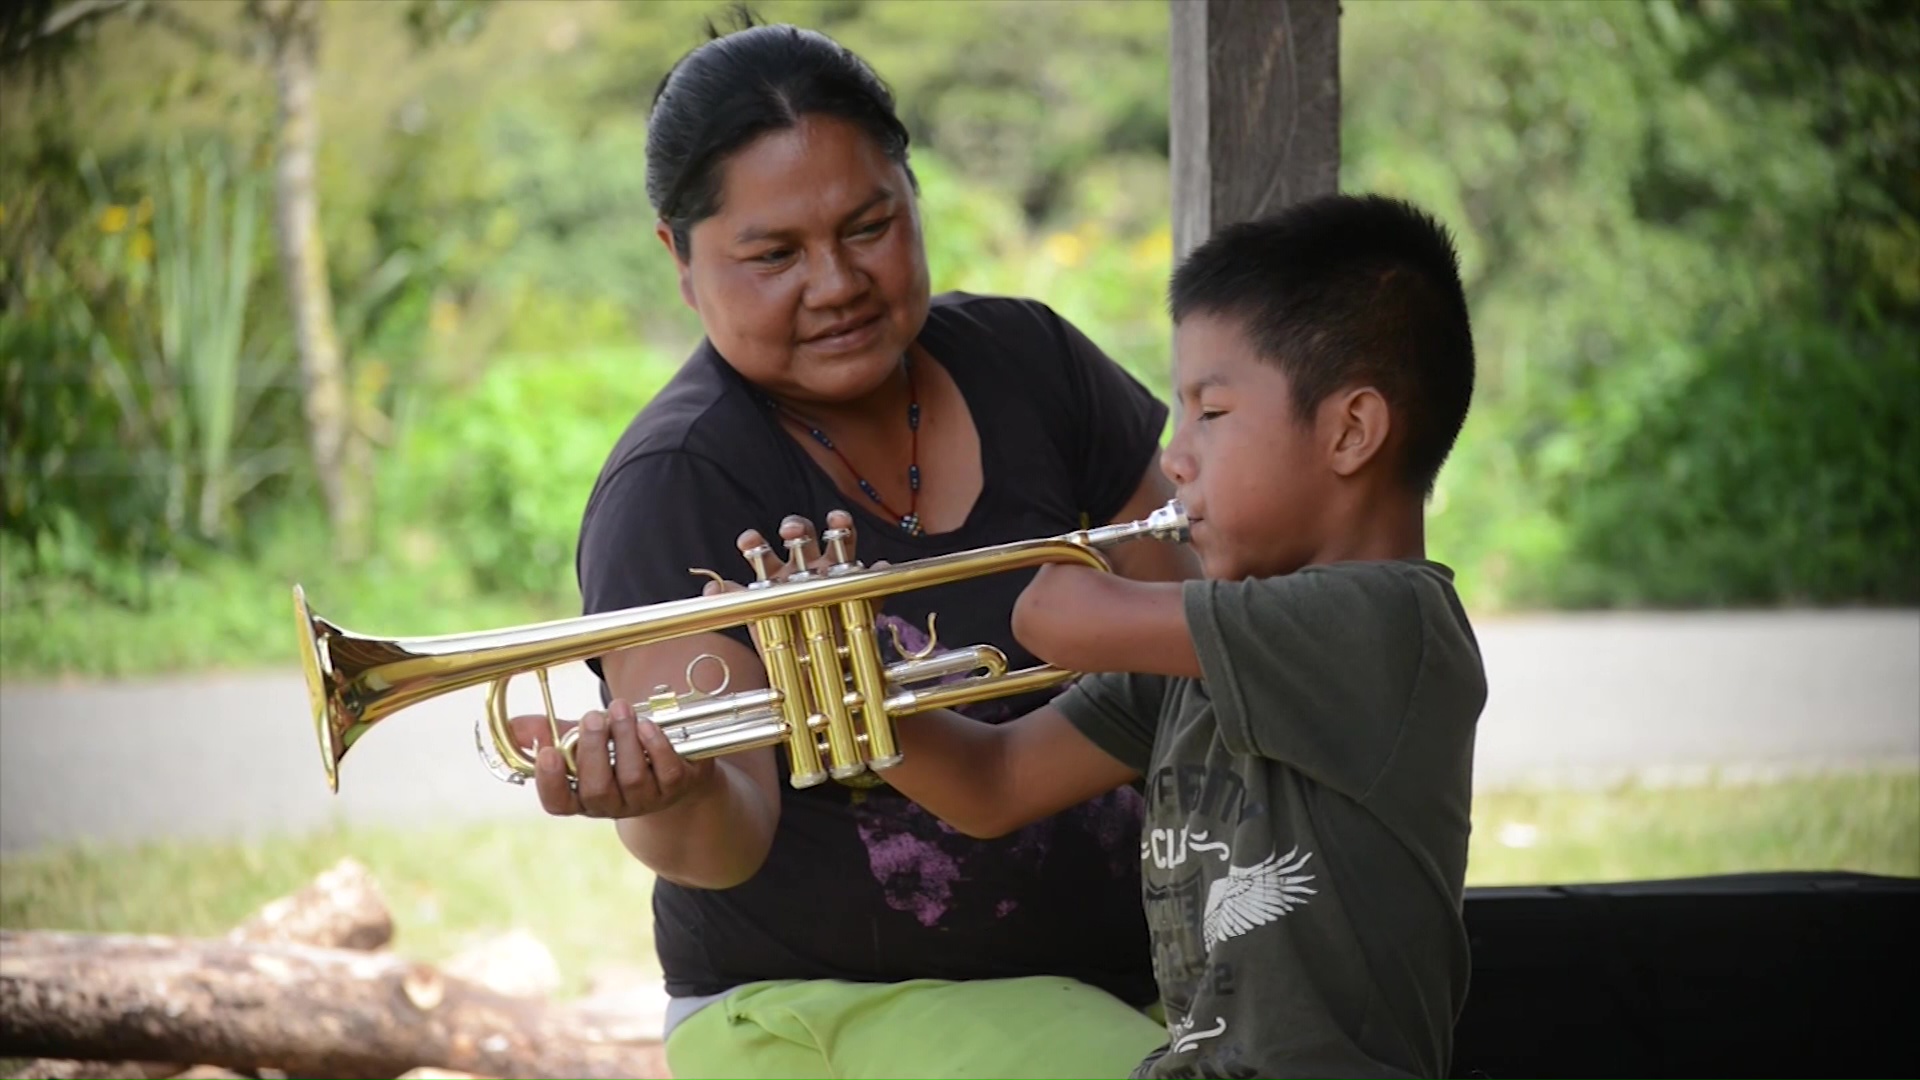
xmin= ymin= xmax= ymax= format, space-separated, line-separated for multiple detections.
xmin=1015 ymin=563 xmax=1201 ymax=678
xmin=883 ymin=703 xmax=1141 ymax=839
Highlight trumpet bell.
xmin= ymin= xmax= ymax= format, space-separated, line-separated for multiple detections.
xmin=293 ymin=585 xmax=341 ymax=792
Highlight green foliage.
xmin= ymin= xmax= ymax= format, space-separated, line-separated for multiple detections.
xmin=1667 ymin=0 xmax=1920 ymax=321
xmin=0 ymin=504 xmax=564 ymax=677
xmin=1549 ymin=321 xmax=1920 ymax=607
xmin=4 ymin=0 xmax=1919 ymax=679
xmin=379 ymin=347 xmax=681 ymax=599
xmin=1 ymin=134 xmax=296 ymax=573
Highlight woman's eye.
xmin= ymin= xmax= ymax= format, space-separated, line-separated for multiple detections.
xmin=755 ymin=249 xmax=793 ymax=265
xmin=1197 ymin=408 xmax=1225 ymax=422
xmin=853 ymin=219 xmax=890 ymax=239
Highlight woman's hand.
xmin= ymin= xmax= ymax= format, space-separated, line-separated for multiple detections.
xmin=735 ymin=508 xmax=876 ymax=582
xmin=506 ymin=700 xmax=716 ymax=820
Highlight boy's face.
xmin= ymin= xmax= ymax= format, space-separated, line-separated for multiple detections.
xmin=1162 ymin=312 xmax=1331 ymax=580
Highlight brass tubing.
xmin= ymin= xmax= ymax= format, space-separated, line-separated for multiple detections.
xmin=799 ymin=603 xmax=864 ymax=780
xmin=838 ymin=595 xmax=900 ymax=769
xmin=755 ymin=610 xmax=826 ymax=788
xmin=883 ymin=666 xmax=1083 ymax=716
xmin=884 ymin=645 xmax=1006 ymax=686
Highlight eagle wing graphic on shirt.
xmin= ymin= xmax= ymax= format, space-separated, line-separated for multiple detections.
xmin=1202 ymin=845 xmax=1318 ymax=950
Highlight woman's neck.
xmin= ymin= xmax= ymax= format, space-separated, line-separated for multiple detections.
xmin=768 ymin=354 xmax=914 ymax=435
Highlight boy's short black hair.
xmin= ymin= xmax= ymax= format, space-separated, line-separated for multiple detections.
xmin=1169 ymin=194 xmax=1476 ymax=497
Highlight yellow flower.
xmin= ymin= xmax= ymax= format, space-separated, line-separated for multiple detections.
xmin=1131 ymin=226 xmax=1173 ymax=268
xmin=99 ymin=204 xmax=129 ymax=234
xmin=1043 ymin=231 xmax=1085 ymax=268
xmin=129 ymin=229 xmax=153 ymax=264
xmin=429 ymin=296 xmax=461 ymax=338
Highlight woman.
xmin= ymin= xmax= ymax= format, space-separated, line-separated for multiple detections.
xmin=521 ymin=18 xmax=1195 ymax=1078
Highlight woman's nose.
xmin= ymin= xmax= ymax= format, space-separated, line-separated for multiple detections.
xmin=804 ymin=245 xmax=868 ymax=309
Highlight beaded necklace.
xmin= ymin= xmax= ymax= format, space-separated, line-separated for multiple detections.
xmin=766 ymin=356 xmax=924 ymax=536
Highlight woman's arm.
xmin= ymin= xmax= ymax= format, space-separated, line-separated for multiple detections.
xmin=600 ymin=637 xmax=782 ymax=888
xmin=514 ymin=630 xmax=783 ymax=891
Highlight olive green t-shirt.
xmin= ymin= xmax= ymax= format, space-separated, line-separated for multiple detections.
xmin=1054 ymin=560 xmax=1487 ymax=1079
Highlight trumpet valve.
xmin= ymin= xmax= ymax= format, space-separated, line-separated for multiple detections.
xmin=743 ymin=543 xmax=778 ymax=586
xmin=823 ymin=527 xmax=860 ymax=575
xmin=784 ymin=534 xmax=819 ymax=580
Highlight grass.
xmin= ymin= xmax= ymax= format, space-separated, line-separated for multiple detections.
xmin=1465 ymin=768 xmax=1919 ymax=886
xmin=0 ymin=816 xmax=659 ymax=999
xmin=4 ymin=771 xmax=1914 ymax=1000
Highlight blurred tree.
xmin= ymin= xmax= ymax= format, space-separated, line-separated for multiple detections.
xmin=248 ymin=0 xmax=364 ymax=558
xmin=1667 ymin=0 xmax=1920 ymax=323
xmin=4 ymin=0 xmax=490 ymax=560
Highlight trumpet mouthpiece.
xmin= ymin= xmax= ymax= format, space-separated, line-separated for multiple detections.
xmin=1079 ymin=499 xmax=1191 ymax=548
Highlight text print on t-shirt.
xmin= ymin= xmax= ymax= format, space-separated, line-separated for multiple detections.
xmin=1142 ymin=762 xmax=1317 ymax=1063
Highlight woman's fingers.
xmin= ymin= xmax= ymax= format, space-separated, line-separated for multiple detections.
xmin=571 ymin=707 xmax=623 ymax=816
xmin=635 ymin=715 xmax=703 ymax=797
xmin=821 ymin=509 xmax=858 ymax=569
xmin=507 ymin=713 xmax=570 ymax=750
xmin=608 ymin=699 xmax=660 ymax=805
xmin=534 ymin=745 xmax=580 ymax=816
xmin=738 ymin=511 xmax=859 ymax=580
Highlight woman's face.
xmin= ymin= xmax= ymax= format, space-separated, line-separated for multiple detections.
xmin=662 ymin=114 xmax=931 ymax=408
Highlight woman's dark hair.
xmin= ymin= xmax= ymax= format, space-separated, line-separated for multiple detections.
xmin=646 ymin=9 xmax=915 ymax=257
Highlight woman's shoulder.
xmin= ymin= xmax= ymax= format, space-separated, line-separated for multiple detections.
xmin=925 ymin=290 xmax=1074 ymax=344
xmin=587 ymin=343 xmax=773 ymax=500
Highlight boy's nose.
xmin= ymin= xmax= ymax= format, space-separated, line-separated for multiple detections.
xmin=1160 ymin=436 xmax=1195 ymax=487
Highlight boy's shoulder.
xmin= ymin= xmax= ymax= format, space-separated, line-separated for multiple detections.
xmin=1187 ymin=557 xmax=1473 ymax=647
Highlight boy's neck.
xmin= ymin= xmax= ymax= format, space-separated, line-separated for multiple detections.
xmin=1305 ymin=487 xmax=1428 ymax=568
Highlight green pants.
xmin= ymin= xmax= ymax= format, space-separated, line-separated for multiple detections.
xmin=665 ymin=976 xmax=1167 ymax=1079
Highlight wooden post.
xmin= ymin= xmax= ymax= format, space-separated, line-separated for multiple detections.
xmin=1170 ymin=0 xmax=1341 ymax=262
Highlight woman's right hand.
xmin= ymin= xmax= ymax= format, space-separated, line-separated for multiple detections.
xmin=506 ymin=700 xmax=717 ymax=820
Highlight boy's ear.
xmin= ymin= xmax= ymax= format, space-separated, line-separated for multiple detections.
xmin=1325 ymin=386 xmax=1391 ymax=479
xmin=656 ymin=221 xmax=698 ymax=311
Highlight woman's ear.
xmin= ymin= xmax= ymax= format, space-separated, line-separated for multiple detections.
xmin=656 ymin=220 xmax=697 ymax=312
xmin=1326 ymin=386 xmax=1392 ymax=479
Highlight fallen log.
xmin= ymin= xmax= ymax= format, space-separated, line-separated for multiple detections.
xmin=7 ymin=858 xmax=394 ymax=1080
xmin=4 ymin=1061 xmax=167 ymax=1080
xmin=0 ymin=931 xmax=666 ymax=1079
xmin=225 ymin=856 xmax=394 ymax=951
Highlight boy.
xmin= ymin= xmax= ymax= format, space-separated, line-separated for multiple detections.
xmin=738 ymin=193 xmax=1487 ymax=1078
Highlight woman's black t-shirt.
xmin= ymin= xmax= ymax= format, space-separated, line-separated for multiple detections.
xmin=575 ymin=292 xmax=1167 ymax=1006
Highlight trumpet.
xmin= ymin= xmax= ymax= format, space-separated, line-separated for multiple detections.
xmin=294 ymin=501 xmax=1189 ymax=792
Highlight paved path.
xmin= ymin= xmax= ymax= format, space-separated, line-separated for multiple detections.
xmin=3 ymin=611 xmax=1916 ymax=854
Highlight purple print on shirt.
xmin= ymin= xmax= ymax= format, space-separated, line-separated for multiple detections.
xmin=853 ymin=788 xmax=1144 ymax=927
xmin=856 ymin=613 xmax=1144 ymax=925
